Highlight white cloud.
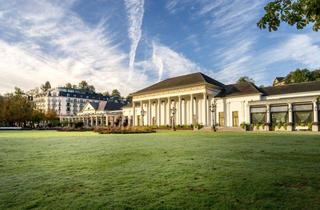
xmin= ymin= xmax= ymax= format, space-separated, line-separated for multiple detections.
xmin=151 ymin=41 xmax=202 ymax=80
xmin=264 ymin=34 xmax=320 ymax=68
xmin=124 ymin=0 xmax=144 ymax=80
xmin=0 ymin=0 xmax=149 ymax=95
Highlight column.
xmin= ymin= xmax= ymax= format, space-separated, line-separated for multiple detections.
xmin=266 ymin=104 xmax=270 ymax=131
xmin=167 ymin=97 xmax=170 ymax=125
xmin=190 ymin=94 xmax=194 ymax=125
xmin=90 ymin=116 xmax=93 ymax=127
xmin=313 ymin=100 xmax=318 ymax=131
xmin=203 ymin=92 xmax=207 ymax=126
xmin=179 ymin=96 xmax=182 ymax=126
xmin=148 ymin=100 xmax=151 ymax=126
xmin=288 ymin=103 xmax=293 ymax=131
xmin=133 ymin=102 xmax=136 ymax=126
xmin=158 ymin=98 xmax=161 ymax=126
xmin=96 ymin=116 xmax=98 ymax=126
xmin=105 ymin=115 xmax=108 ymax=126
xmin=140 ymin=101 xmax=144 ymax=126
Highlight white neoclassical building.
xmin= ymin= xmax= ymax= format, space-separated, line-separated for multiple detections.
xmin=123 ymin=72 xmax=320 ymax=132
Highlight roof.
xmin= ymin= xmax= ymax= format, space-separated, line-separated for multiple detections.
xmin=87 ymin=101 xmax=126 ymax=111
xmin=216 ymin=82 xmax=262 ymax=97
xmin=132 ymin=72 xmax=225 ymax=95
xmin=275 ymin=77 xmax=285 ymax=81
xmin=260 ymin=80 xmax=320 ymax=96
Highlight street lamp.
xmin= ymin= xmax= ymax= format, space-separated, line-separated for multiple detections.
xmin=209 ymin=100 xmax=217 ymax=132
xmin=140 ymin=109 xmax=145 ymax=126
xmin=170 ymin=107 xmax=177 ymax=131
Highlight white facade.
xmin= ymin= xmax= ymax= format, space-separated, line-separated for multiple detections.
xmin=123 ymin=73 xmax=320 ymax=132
xmin=32 ymin=87 xmax=109 ymax=117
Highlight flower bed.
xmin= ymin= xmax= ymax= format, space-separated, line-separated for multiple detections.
xmin=57 ymin=127 xmax=94 ymax=132
xmin=94 ymin=126 xmax=156 ymax=134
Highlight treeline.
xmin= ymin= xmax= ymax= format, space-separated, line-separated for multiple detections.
xmin=35 ymin=80 xmax=124 ymax=99
xmin=0 ymin=88 xmax=58 ymax=128
xmin=283 ymin=68 xmax=320 ymax=84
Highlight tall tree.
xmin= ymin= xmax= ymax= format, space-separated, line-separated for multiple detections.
xmin=41 ymin=81 xmax=51 ymax=92
xmin=111 ymin=89 xmax=121 ymax=98
xmin=258 ymin=0 xmax=320 ymax=32
xmin=237 ymin=76 xmax=255 ymax=84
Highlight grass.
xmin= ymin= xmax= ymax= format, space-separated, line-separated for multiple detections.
xmin=0 ymin=131 xmax=320 ymax=209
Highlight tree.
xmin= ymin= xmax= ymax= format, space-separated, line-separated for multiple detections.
xmin=258 ymin=0 xmax=320 ymax=32
xmin=65 ymin=83 xmax=72 ymax=89
xmin=32 ymin=109 xmax=45 ymax=126
xmin=78 ymin=81 xmax=95 ymax=92
xmin=0 ymin=95 xmax=4 ymax=126
xmin=237 ymin=76 xmax=255 ymax=84
xmin=285 ymin=68 xmax=314 ymax=84
xmin=111 ymin=89 xmax=121 ymax=98
xmin=104 ymin=91 xmax=110 ymax=96
xmin=4 ymin=88 xmax=33 ymax=126
xmin=41 ymin=81 xmax=51 ymax=92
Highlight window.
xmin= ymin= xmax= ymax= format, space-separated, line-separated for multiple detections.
xmin=293 ymin=104 xmax=313 ymax=125
xmin=250 ymin=106 xmax=266 ymax=124
xmin=219 ymin=112 xmax=224 ymax=127
xmin=271 ymin=105 xmax=288 ymax=124
xmin=232 ymin=111 xmax=239 ymax=127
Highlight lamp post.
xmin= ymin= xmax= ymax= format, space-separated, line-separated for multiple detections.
xmin=170 ymin=107 xmax=177 ymax=131
xmin=140 ymin=109 xmax=145 ymax=126
xmin=209 ymin=100 xmax=217 ymax=132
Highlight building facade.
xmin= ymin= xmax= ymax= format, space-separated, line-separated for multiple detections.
xmin=66 ymin=101 xmax=125 ymax=127
xmin=31 ymin=87 xmax=111 ymax=118
xmin=123 ymin=72 xmax=320 ymax=131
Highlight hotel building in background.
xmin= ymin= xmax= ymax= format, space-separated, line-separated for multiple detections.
xmin=31 ymin=87 xmax=125 ymax=120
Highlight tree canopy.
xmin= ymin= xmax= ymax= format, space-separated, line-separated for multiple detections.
xmin=78 ymin=81 xmax=95 ymax=92
xmin=111 ymin=89 xmax=121 ymax=98
xmin=41 ymin=81 xmax=51 ymax=92
xmin=0 ymin=87 xmax=58 ymax=127
xmin=237 ymin=76 xmax=255 ymax=84
xmin=258 ymin=0 xmax=320 ymax=32
xmin=284 ymin=68 xmax=320 ymax=84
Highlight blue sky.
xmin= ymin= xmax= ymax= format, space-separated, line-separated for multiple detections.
xmin=0 ymin=0 xmax=320 ymax=95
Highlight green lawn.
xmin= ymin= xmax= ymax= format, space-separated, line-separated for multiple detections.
xmin=0 ymin=131 xmax=320 ymax=209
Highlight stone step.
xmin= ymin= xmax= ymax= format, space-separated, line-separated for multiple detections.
xmin=217 ymin=127 xmax=244 ymax=132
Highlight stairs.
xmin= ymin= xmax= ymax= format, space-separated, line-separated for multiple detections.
xmin=216 ymin=127 xmax=244 ymax=132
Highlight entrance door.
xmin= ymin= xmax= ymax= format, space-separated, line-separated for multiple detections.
xmin=232 ymin=111 xmax=239 ymax=127
xmin=219 ymin=112 xmax=224 ymax=127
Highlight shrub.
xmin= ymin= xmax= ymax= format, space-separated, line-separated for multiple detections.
xmin=94 ymin=126 xmax=155 ymax=134
xmin=240 ymin=122 xmax=250 ymax=131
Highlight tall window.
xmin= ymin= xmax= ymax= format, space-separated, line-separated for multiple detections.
xmin=293 ymin=104 xmax=313 ymax=126
xmin=219 ymin=112 xmax=224 ymax=127
xmin=271 ymin=105 xmax=288 ymax=124
xmin=232 ymin=111 xmax=239 ymax=127
xmin=250 ymin=107 xmax=266 ymax=124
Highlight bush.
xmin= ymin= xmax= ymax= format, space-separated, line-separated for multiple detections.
xmin=74 ymin=121 xmax=84 ymax=128
xmin=94 ymin=126 xmax=156 ymax=134
xmin=57 ymin=127 xmax=93 ymax=132
xmin=240 ymin=122 xmax=250 ymax=131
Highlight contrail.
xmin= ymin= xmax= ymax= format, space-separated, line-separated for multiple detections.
xmin=152 ymin=41 xmax=164 ymax=81
xmin=124 ymin=0 xmax=144 ymax=81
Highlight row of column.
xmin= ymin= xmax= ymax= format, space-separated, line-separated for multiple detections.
xmin=132 ymin=92 xmax=213 ymax=127
xmin=67 ymin=115 xmax=121 ymax=127
xmin=264 ymin=102 xmax=318 ymax=125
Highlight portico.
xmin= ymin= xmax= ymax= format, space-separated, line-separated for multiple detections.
xmin=129 ymin=73 xmax=224 ymax=127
